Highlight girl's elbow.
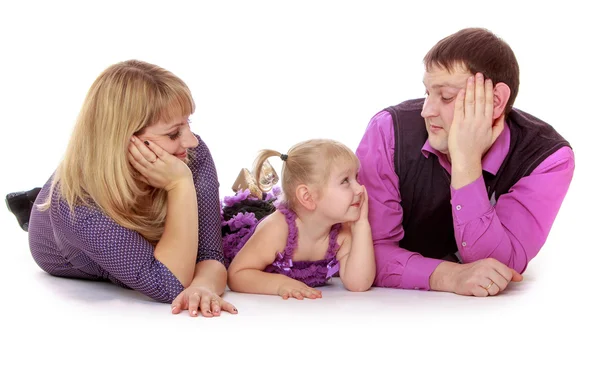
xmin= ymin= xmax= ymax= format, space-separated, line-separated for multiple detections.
xmin=343 ymin=279 xmax=373 ymax=292
xmin=227 ymin=271 xmax=241 ymax=292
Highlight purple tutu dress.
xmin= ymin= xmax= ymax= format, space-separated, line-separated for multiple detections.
xmin=221 ymin=189 xmax=342 ymax=287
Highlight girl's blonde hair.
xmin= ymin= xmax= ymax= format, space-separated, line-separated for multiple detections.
xmin=252 ymin=139 xmax=359 ymax=210
xmin=39 ymin=60 xmax=195 ymax=243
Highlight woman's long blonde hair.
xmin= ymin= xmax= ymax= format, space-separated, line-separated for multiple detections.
xmin=40 ymin=60 xmax=195 ymax=243
xmin=252 ymin=139 xmax=359 ymax=210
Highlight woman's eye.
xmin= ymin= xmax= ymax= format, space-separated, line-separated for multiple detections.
xmin=168 ymin=131 xmax=182 ymax=140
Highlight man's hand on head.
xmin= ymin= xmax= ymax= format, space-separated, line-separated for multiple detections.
xmin=447 ymin=72 xmax=504 ymax=189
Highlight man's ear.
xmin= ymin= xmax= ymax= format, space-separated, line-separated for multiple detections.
xmin=295 ymin=184 xmax=316 ymax=211
xmin=493 ymin=82 xmax=511 ymax=119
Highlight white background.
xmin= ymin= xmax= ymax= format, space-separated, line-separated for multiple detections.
xmin=0 ymin=1 xmax=598 ymax=384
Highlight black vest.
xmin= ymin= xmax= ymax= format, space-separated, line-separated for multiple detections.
xmin=385 ymin=98 xmax=571 ymax=261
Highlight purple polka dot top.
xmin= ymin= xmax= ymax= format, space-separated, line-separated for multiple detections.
xmin=27 ymin=134 xmax=225 ymax=303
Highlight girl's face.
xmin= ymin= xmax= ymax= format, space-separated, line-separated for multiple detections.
xmin=135 ymin=115 xmax=198 ymax=163
xmin=316 ymin=160 xmax=363 ymax=223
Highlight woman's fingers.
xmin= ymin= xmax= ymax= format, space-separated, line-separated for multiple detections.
xmin=142 ymin=139 xmax=166 ymax=159
xmin=131 ymin=136 xmax=158 ymax=164
xmin=210 ymin=297 xmax=221 ymax=316
xmin=219 ymin=299 xmax=238 ymax=315
xmin=188 ymin=292 xmax=201 ymax=317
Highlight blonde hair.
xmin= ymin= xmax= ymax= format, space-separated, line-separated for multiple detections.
xmin=252 ymin=139 xmax=359 ymax=210
xmin=39 ymin=60 xmax=195 ymax=243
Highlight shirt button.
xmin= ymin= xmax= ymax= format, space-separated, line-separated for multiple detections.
xmin=456 ymin=205 xmax=462 ymax=211
xmin=461 ymin=242 xmax=467 ymax=247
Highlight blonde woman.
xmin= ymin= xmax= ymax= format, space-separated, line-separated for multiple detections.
xmin=21 ymin=60 xmax=236 ymax=317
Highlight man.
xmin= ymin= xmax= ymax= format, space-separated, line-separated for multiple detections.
xmin=356 ymin=28 xmax=574 ymax=296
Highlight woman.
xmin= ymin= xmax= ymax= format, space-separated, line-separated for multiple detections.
xmin=24 ymin=60 xmax=236 ymax=317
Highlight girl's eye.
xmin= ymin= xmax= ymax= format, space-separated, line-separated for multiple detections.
xmin=441 ymin=96 xmax=454 ymax=103
xmin=168 ymin=130 xmax=182 ymax=140
xmin=342 ymin=178 xmax=349 ymax=184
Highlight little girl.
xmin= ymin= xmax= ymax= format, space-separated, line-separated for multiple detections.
xmin=223 ymin=139 xmax=375 ymax=300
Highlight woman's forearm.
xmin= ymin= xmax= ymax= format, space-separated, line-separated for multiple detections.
xmin=154 ymin=179 xmax=198 ymax=287
xmin=189 ymin=260 xmax=228 ymax=295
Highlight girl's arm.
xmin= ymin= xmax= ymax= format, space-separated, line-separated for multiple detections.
xmin=336 ymin=187 xmax=375 ymax=292
xmin=227 ymin=211 xmax=321 ymax=299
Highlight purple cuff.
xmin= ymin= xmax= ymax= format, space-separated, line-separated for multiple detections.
xmin=402 ymin=254 xmax=444 ymax=291
xmin=450 ymin=176 xmax=492 ymax=224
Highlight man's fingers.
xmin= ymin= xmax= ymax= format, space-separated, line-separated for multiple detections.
xmin=475 ymin=73 xmax=486 ymax=118
xmin=464 ymin=75 xmax=475 ymax=117
xmin=453 ymin=88 xmax=466 ymax=123
xmin=484 ymin=280 xmax=501 ymax=296
xmin=511 ymin=269 xmax=524 ymax=282
xmin=488 ymin=269 xmax=509 ymax=292
xmin=472 ymin=285 xmax=489 ymax=297
xmin=484 ymin=78 xmax=494 ymax=120
xmin=488 ymin=259 xmax=514 ymax=283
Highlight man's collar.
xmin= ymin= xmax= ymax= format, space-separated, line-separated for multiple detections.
xmin=420 ymin=122 xmax=510 ymax=175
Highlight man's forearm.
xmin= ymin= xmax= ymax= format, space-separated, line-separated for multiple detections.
xmin=450 ymin=156 xmax=483 ymax=190
xmin=373 ymin=242 xmax=443 ymax=290
xmin=429 ymin=261 xmax=459 ymax=292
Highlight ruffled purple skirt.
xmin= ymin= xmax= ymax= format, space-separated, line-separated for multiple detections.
xmin=221 ymin=188 xmax=280 ymax=268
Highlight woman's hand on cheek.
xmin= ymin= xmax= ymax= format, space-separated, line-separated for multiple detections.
xmin=128 ymin=136 xmax=192 ymax=191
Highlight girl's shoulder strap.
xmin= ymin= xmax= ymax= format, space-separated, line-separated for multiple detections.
xmin=276 ymin=205 xmax=299 ymax=260
xmin=325 ymin=223 xmax=343 ymax=260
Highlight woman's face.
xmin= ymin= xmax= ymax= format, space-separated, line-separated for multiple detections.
xmin=135 ymin=115 xmax=199 ymax=163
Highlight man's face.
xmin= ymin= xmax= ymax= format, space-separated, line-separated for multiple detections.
xmin=421 ymin=64 xmax=472 ymax=154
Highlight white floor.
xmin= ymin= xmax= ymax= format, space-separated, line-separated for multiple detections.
xmin=1 ymin=192 xmax=597 ymax=384
xmin=1 ymin=1 xmax=598 ymax=384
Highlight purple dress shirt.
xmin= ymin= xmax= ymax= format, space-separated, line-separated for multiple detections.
xmin=356 ymin=111 xmax=575 ymax=291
